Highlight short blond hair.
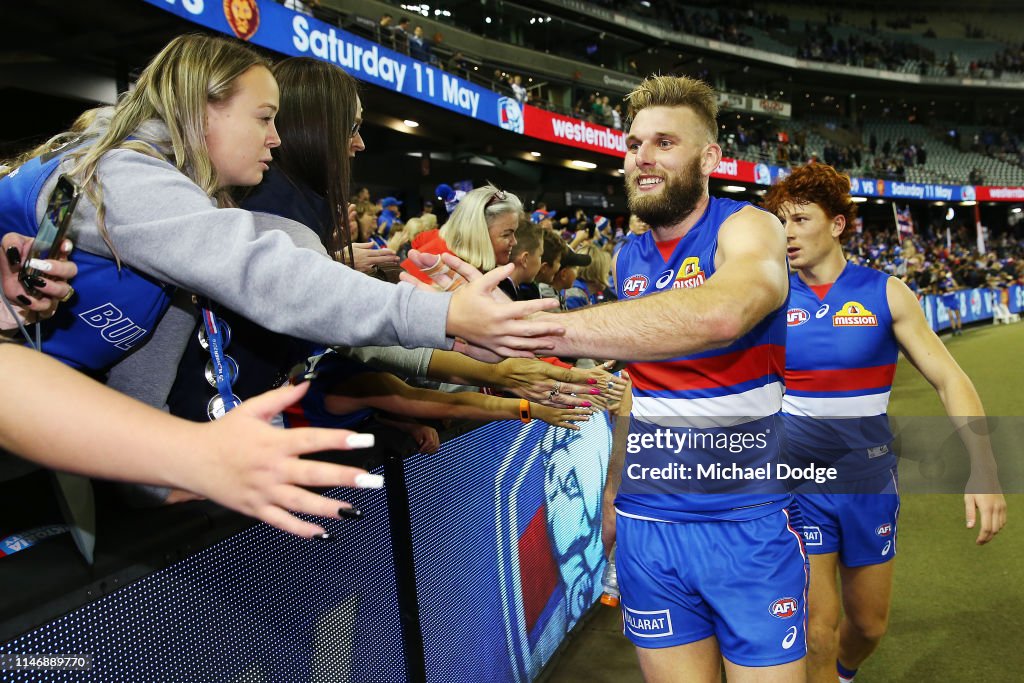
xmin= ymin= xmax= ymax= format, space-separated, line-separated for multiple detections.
xmin=626 ymin=75 xmax=718 ymax=143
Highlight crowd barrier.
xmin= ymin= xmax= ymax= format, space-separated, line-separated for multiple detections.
xmin=920 ymin=284 xmax=1023 ymax=331
xmin=0 ymin=414 xmax=613 ymax=682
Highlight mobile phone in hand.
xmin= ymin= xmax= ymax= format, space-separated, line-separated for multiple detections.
xmin=20 ymin=174 xmax=79 ymax=283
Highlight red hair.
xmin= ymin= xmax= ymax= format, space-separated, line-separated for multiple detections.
xmin=762 ymin=162 xmax=857 ymax=239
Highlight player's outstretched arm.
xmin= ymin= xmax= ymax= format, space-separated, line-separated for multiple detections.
xmin=400 ymin=256 xmax=565 ymax=360
xmin=887 ymin=277 xmax=1007 ymax=545
xmin=0 ymin=344 xmax=379 ymax=539
xmin=540 ymin=206 xmax=788 ymax=361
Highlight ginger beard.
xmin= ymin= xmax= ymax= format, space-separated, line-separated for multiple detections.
xmin=625 ymin=154 xmax=705 ymax=229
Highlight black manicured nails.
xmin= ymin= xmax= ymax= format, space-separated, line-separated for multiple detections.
xmin=16 ymin=295 xmax=31 ymax=306
xmin=5 ymin=246 xmax=20 ymax=267
xmin=339 ymin=507 xmax=364 ymax=519
xmin=311 ymin=532 xmax=335 ymax=541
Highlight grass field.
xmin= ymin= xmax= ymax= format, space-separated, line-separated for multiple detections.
xmin=869 ymin=322 xmax=1024 ymax=682
xmin=547 ymin=322 xmax=1024 ymax=682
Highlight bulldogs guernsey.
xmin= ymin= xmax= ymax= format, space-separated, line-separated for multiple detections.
xmin=782 ymin=263 xmax=898 ymax=478
xmin=614 ymin=196 xmax=790 ymax=522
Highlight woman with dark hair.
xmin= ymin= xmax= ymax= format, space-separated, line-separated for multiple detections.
xmin=161 ymin=57 xmax=616 ymax=430
xmin=242 ymin=57 xmax=398 ymax=273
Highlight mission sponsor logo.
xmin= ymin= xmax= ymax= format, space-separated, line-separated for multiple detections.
xmin=622 ymin=274 xmax=650 ymax=297
xmin=672 ymin=257 xmax=705 ymax=289
xmin=833 ymin=301 xmax=878 ymax=327
xmin=769 ymin=597 xmax=799 ymax=619
xmin=787 ymin=308 xmax=810 ymax=326
xmin=224 ymin=0 xmax=259 ymax=40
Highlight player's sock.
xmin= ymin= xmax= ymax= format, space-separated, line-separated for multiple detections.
xmin=837 ymin=660 xmax=857 ymax=682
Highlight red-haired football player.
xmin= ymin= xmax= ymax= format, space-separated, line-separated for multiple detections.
xmin=763 ymin=163 xmax=1006 ymax=683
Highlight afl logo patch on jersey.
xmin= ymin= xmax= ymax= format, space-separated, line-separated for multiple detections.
xmin=673 ymin=256 xmax=706 ymax=289
xmin=833 ymin=301 xmax=878 ymax=327
xmin=622 ymin=274 xmax=650 ymax=297
xmin=875 ymin=523 xmax=892 ymax=537
xmin=769 ymin=597 xmax=799 ymax=619
xmin=787 ymin=308 xmax=810 ymax=326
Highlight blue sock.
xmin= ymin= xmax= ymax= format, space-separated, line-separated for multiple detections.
xmin=837 ymin=660 xmax=857 ymax=682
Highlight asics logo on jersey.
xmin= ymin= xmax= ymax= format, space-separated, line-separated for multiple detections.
xmin=833 ymin=301 xmax=878 ymax=326
xmin=815 ymin=304 xmax=830 ymax=318
xmin=622 ymin=274 xmax=650 ymax=297
xmin=655 ymin=269 xmax=675 ymax=289
xmin=875 ymin=523 xmax=892 ymax=537
xmin=787 ymin=308 xmax=810 ymax=326
xmin=782 ymin=626 xmax=799 ymax=650
xmin=882 ymin=540 xmax=892 ymax=555
xmin=769 ymin=597 xmax=799 ymax=619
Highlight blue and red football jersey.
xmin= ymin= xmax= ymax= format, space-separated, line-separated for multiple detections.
xmin=782 ymin=263 xmax=898 ymax=475
xmin=613 ymin=196 xmax=790 ymax=522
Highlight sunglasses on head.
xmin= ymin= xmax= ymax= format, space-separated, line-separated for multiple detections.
xmin=485 ymin=189 xmax=507 ymax=208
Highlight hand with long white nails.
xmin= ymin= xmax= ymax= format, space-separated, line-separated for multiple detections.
xmin=0 ymin=345 xmax=384 ymax=539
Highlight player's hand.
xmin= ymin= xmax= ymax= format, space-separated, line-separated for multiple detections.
xmin=401 ymin=251 xmax=564 ymax=357
xmin=964 ymin=492 xmax=1007 ymax=545
xmin=446 ymin=264 xmax=563 ymax=358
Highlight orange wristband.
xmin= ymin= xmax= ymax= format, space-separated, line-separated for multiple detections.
xmin=519 ymin=399 xmax=532 ymax=423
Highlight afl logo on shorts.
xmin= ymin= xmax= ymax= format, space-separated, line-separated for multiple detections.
xmin=787 ymin=308 xmax=810 ymax=326
xmin=224 ymin=0 xmax=260 ymax=41
xmin=833 ymin=301 xmax=878 ymax=327
xmin=769 ymin=597 xmax=799 ymax=619
xmin=622 ymin=274 xmax=649 ymax=297
xmin=875 ymin=523 xmax=892 ymax=537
